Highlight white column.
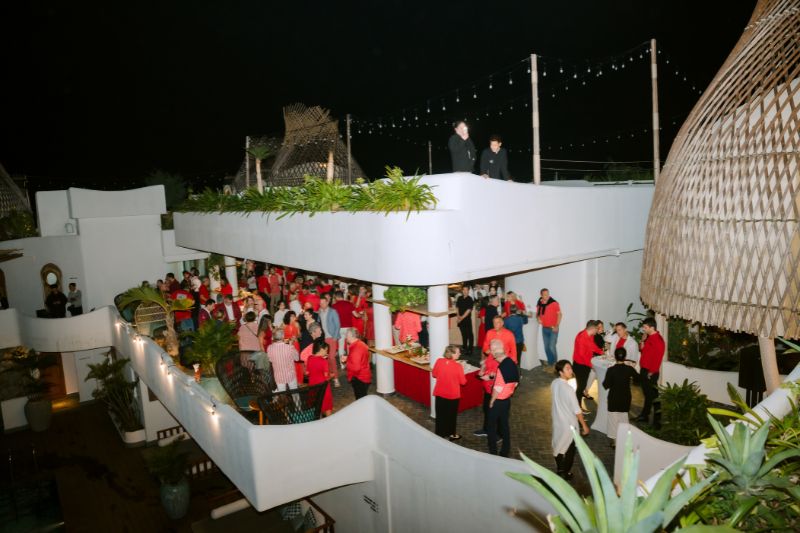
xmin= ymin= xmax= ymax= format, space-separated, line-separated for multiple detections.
xmin=427 ymin=285 xmax=450 ymax=418
xmin=372 ymin=283 xmax=395 ymax=395
xmin=224 ymin=256 xmax=238 ymax=297
xmin=655 ymin=313 xmax=668 ymax=386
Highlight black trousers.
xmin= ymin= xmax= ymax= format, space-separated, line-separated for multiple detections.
xmin=487 ymin=398 xmax=511 ymax=457
xmin=435 ymin=396 xmax=460 ymax=438
xmin=351 ymin=378 xmax=369 ymax=400
xmin=573 ymin=363 xmax=592 ymax=406
xmin=639 ymin=369 xmax=660 ymax=418
xmin=458 ymin=320 xmax=474 ymax=352
xmin=555 ymin=441 xmax=576 ymax=476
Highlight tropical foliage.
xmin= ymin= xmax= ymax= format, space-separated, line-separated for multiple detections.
xmin=118 ymin=286 xmax=194 ymax=356
xmin=643 ymin=379 xmax=714 ymax=446
xmin=384 ymin=285 xmax=428 ymax=312
xmin=86 ymin=356 xmax=144 ymax=432
xmin=0 ymin=346 xmax=57 ymax=400
xmin=146 ymin=435 xmax=190 ymax=485
xmin=176 ymin=166 xmax=437 ymax=219
xmin=667 ymin=319 xmax=756 ymax=372
xmin=507 ymin=430 xmax=718 ymax=533
xmin=0 ymin=209 xmax=37 ymax=241
xmin=181 ymin=320 xmax=237 ymax=375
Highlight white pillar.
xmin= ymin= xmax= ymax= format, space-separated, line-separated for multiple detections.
xmin=427 ymin=285 xmax=449 ymax=418
xmin=372 ymin=283 xmax=395 ymax=395
xmin=655 ymin=313 xmax=668 ymax=385
xmin=224 ymin=256 xmax=239 ymax=297
xmin=758 ymin=336 xmax=781 ymax=394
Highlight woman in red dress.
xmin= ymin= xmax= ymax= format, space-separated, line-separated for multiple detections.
xmin=282 ymin=311 xmax=303 ymax=383
xmin=364 ymin=287 xmax=375 ymax=346
xmin=350 ymin=285 xmax=368 ymax=337
xmin=307 ymin=338 xmax=334 ymax=416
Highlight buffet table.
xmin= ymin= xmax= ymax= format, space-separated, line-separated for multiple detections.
xmin=372 ymin=347 xmax=484 ymax=412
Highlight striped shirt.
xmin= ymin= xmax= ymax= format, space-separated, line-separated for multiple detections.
xmin=267 ymin=342 xmax=300 ymax=384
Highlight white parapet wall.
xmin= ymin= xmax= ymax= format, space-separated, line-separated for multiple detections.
xmin=0 ymin=306 xmax=555 ymax=530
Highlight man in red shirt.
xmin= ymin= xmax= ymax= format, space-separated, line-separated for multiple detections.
xmin=536 ymin=288 xmax=562 ymax=366
xmin=216 ymin=294 xmax=241 ymax=331
xmin=267 ymin=267 xmax=282 ymax=315
xmin=304 ymin=288 xmax=321 ymax=312
xmin=170 ymin=288 xmax=195 ymax=332
xmin=482 ymin=315 xmax=517 ymax=363
xmin=572 ymin=320 xmax=604 ymax=410
xmin=637 ymin=317 xmax=666 ymax=424
xmin=332 ymin=291 xmax=354 ymax=359
xmin=486 ymin=339 xmax=519 ymax=457
xmin=343 ymin=329 xmax=371 ymax=399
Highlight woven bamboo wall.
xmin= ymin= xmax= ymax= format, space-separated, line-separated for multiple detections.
xmin=641 ymin=0 xmax=800 ymax=338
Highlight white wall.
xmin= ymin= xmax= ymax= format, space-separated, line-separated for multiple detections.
xmin=68 ymin=186 xmax=166 ymax=219
xmin=138 ymin=379 xmax=179 ymax=442
xmin=174 ymin=175 xmax=653 ymax=286
xmin=504 ymin=251 xmax=644 ymax=369
xmin=36 ymin=190 xmax=76 ymax=237
xmin=0 ymin=235 xmax=85 ymax=316
xmin=161 ymin=230 xmax=209 ymax=263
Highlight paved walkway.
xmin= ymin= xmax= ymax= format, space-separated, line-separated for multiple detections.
xmin=331 ymin=362 xmax=645 ymax=493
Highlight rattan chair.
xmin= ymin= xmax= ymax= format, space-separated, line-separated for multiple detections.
xmin=215 ymin=354 xmax=275 ymax=423
xmin=256 ymin=381 xmax=328 ymax=425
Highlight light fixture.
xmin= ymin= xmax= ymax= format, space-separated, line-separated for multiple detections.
xmin=64 ymin=222 xmax=75 ymax=234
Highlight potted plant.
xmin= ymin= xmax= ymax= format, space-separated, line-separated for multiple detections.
xmin=146 ymin=435 xmax=191 ymax=519
xmin=0 ymin=346 xmax=57 ymax=432
xmin=384 ymin=285 xmax=427 ymax=313
xmin=86 ymin=356 xmax=146 ymax=446
xmin=182 ymin=320 xmax=237 ymax=376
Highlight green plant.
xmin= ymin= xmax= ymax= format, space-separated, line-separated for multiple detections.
xmin=207 ymin=253 xmax=225 ymax=281
xmin=680 ymin=415 xmax=800 ymax=530
xmin=645 ymin=380 xmax=713 ymax=446
xmin=86 ymin=356 xmax=143 ymax=432
xmin=384 ymin=286 xmax=427 ymax=312
xmin=182 ymin=320 xmax=237 ymax=375
xmin=507 ymin=430 xmax=719 ymax=533
xmin=0 ymin=209 xmax=38 ymax=241
xmin=118 ymin=286 xmax=194 ymax=356
xmin=247 ymin=144 xmax=275 ymax=193
xmin=146 ymin=435 xmax=190 ymax=485
xmin=0 ymin=346 xmax=57 ymax=400
xmin=371 ymin=166 xmax=438 ymax=219
xmin=667 ymin=319 xmax=755 ymax=372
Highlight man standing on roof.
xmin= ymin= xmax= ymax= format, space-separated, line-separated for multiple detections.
xmin=480 ymin=135 xmax=511 ymax=181
xmin=448 ymin=121 xmax=476 ymax=173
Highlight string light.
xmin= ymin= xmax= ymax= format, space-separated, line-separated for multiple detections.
xmin=508 ymin=73 xmax=513 ymax=85
xmin=488 ymin=76 xmax=493 ymax=90
xmin=456 ymin=90 xmax=460 ymax=103
xmin=472 ymin=86 xmax=477 ymax=99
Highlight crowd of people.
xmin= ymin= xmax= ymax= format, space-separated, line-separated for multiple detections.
xmin=146 ymin=262 xmax=665 ymax=482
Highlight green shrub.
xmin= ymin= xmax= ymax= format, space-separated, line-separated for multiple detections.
xmin=645 ymin=379 xmax=713 ymax=446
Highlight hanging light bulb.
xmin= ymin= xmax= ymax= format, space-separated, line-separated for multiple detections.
xmin=526 ymin=64 xmax=531 ymax=74
xmin=543 ymin=70 xmax=547 ymax=77
xmin=489 ymin=77 xmax=493 ymax=89
xmin=586 ymin=65 xmax=591 ymax=73
xmin=414 ymin=112 xmax=418 ymax=121
xmin=427 ymin=101 xmax=431 ymax=113
xmin=573 ymin=72 xmax=578 ymax=79
xmin=558 ymin=65 xmax=563 ymax=74
xmin=441 ymin=99 xmax=446 ymax=111
xmin=378 ymin=122 xmax=382 ymax=129
xmin=581 ymin=80 xmax=586 ymax=86
xmin=473 ymin=86 xmax=477 ymax=99
xmin=565 ymin=85 xmax=569 ymax=91
xmin=598 ymin=69 xmax=603 ymax=76
xmin=551 ymin=93 xmax=555 ymax=98
xmin=456 ymin=90 xmax=460 ymax=103
xmin=508 ymin=74 xmax=513 ymax=85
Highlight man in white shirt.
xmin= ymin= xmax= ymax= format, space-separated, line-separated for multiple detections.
xmin=604 ymin=322 xmax=640 ymax=364
xmin=551 ymin=360 xmax=590 ymax=480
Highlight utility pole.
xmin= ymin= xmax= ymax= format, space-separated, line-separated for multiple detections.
xmin=427 ymin=141 xmax=433 ymax=175
xmin=531 ymin=53 xmax=541 ymax=184
xmin=650 ymin=39 xmax=660 ymax=183
xmin=244 ymin=136 xmax=251 ymax=189
xmin=346 ymin=114 xmax=352 ymax=183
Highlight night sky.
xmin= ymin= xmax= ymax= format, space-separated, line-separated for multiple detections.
xmin=1 ymin=1 xmax=756 ymax=192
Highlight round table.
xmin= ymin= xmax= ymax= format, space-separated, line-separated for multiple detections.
xmin=590 ymin=356 xmax=615 ymax=435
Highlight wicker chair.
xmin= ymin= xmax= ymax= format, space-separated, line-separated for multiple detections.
xmin=215 ymin=354 xmax=275 ymax=423
xmin=256 ymin=382 xmax=328 ymax=425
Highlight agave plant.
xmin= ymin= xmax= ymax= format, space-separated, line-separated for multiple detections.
xmin=118 ymin=286 xmax=194 ymax=356
xmin=507 ymin=430 xmax=718 ymax=533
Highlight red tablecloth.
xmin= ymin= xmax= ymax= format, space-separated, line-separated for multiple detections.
xmin=393 ymin=360 xmax=483 ymax=412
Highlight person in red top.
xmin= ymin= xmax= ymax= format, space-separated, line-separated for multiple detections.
xmin=350 ymin=286 xmax=368 ymax=337
xmin=332 ymin=291 xmax=354 ymax=358
xmin=473 ymin=337 xmax=502 ymax=438
xmin=482 ymin=315 xmax=517 ymax=363
xmin=537 ymin=288 xmax=562 ymax=366
xmin=394 ymin=310 xmax=422 ymax=344
xmin=572 ymin=320 xmax=604 ymax=410
xmin=343 ymin=329 xmax=371 ymax=399
xmin=486 ymin=339 xmax=520 ymax=457
xmin=218 ymin=278 xmax=233 ymax=297
xmin=637 ymin=317 xmax=666 ymax=424
xmin=502 ymin=291 xmax=526 ymax=317
xmin=267 ymin=267 xmax=282 ymax=315
xmin=198 ymin=299 xmax=216 ymax=327
xmin=432 ymin=345 xmax=467 ymax=440
xmin=170 ymin=288 xmax=195 ymax=331
xmin=307 ymin=338 xmax=334 ymax=416
xmin=215 ymin=294 xmax=242 ymax=331
xmin=304 ymin=288 xmax=321 ymax=312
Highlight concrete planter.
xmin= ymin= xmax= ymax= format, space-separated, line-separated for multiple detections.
xmin=24 ymin=398 xmax=53 ymax=432
xmin=109 ymin=411 xmax=146 ymax=448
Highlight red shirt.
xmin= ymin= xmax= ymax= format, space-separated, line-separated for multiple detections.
xmin=394 ymin=311 xmax=422 ymax=343
xmin=219 ymin=283 xmax=233 ymax=296
xmin=170 ymin=289 xmax=194 ymax=321
xmin=257 ymin=275 xmax=269 ymax=293
xmin=482 ymin=327 xmax=517 ymax=363
xmin=198 ymin=285 xmax=210 ymax=304
xmin=318 ymin=284 xmax=333 ymax=294
xmin=346 ymin=340 xmax=372 ymax=383
xmin=268 ymin=274 xmax=281 ymax=295
xmin=332 ymin=300 xmax=354 ymax=328
xmin=432 ymin=358 xmax=466 ymax=399
xmin=537 ymin=299 xmax=560 ymax=327
xmin=640 ymin=331 xmax=666 ymax=374
xmin=572 ymin=330 xmax=604 ymax=367
xmin=305 ymin=293 xmax=321 ymax=312
xmin=285 ymin=270 xmax=296 ymax=283
xmin=503 ymin=299 xmax=526 ymax=316
xmin=479 ymin=356 xmax=499 ymax=394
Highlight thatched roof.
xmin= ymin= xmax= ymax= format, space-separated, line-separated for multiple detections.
xmin=641 ymin=0 xmax=800 ymax=338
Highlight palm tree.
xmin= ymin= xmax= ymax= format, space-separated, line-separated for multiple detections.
xmin=118 ymin=286 xmax=194 ymax=357
xmin=247 ymin=145 xmax=274 ymax=193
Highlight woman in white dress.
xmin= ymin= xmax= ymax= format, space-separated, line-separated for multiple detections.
xmin=551 ymin=360 xmax=590 ymax=480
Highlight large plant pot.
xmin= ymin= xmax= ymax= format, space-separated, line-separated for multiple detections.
xmin=24 ymin=398 xmax=53 ymax=432
xmin=160 ymin=477 xmax=190 ymax=519
xmin=109 ymin=411 xmax=146 ymax=448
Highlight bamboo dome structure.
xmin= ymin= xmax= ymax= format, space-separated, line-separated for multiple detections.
xmin=268 ymin=104 xmax=367 ymax=186
xmin=641 ymin=0 xmax=800 ymax=344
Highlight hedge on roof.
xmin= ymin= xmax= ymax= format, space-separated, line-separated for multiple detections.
xmin=176 ymin=166 xmax=437 ymax=220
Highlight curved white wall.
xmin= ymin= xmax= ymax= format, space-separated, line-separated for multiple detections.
xmin=0 ymin=307 xmax=554 ymax=531
xmin=174 ymin=175 xmax=653 ymax=285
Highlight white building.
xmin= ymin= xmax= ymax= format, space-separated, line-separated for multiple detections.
xmin=1 ymin=176 xmax=654 ymax=531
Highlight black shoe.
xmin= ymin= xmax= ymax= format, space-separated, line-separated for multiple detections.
xmin=473 ymin=429 xmax=488 ymax=437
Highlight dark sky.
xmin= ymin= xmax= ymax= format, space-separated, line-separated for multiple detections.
xmin=1 ymin=1 xmax=756 ymax=191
